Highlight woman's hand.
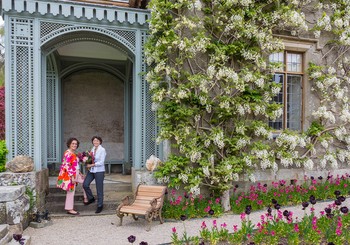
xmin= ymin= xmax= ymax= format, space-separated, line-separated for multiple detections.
xmin=86 ymin=163 xmax=95 ymax=168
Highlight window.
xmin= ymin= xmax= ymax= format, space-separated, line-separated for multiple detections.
xmin=269 ymin=51 xmax=303 ymax=131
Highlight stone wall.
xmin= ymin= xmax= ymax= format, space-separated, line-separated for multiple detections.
xmin=0 ymin=169 xmax=49 ymax=233
xmin=62 ymin=69 xmax=125 ymax=162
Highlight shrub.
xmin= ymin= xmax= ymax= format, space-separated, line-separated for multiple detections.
xmin=0 ymin=140 xmax=8 ymax=172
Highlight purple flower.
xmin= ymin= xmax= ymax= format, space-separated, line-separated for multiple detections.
xmin=318 ymin=176 xmax=323 ymax=180
xmin=335 ymin=199 xmax=342 ymax=206
xmin=180 ymin=215 xmax=187 ymax=221
xmin=13 ymin=234 xmax=22 ymax=241
xmin=271 ymin=199 xmax=277 ymax=204
xmin=338 ymin=196 xmax=346 ymax=203
xmin=128 ymin=235 xmax=136 ymax=243
xmin=283 ymin=210 xmax=289 ymax=217
xmin=340 ymin=206 xmax=349 ymax=214
xmin=139 ymin=242 xmax=148 ymax=245
xmin=235 ymin=184 xmax=239 ymax=188
xmin=245 ymin=205 xmax=252 ymax=215
xmin=325 ymin=207 xmax=332 ymax=214
xmin=208 ymin=209 xmax=214 ymax=215
xmin=274 ymin=203 xmax=281 ymax=210
xmin=267 ymin=207 xmax=272 ymax=215
xmin=184 ymin=193 xmax=189 ymax=199
xmin=302 ymin=201 xmax=309 ymax=210
xmin=334 ymin=190 xmax=341 ymax=197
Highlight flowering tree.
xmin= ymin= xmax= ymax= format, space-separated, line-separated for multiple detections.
xmin=145 ymin=0 xmax=350 ymax=210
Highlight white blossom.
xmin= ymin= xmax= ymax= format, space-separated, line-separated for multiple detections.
xmin=304 ymin=159 xmax=314 ymax=170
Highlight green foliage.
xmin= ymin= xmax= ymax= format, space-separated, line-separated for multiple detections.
xmin=0 ymin=140 xmax=8 ymax=172
xmin=307 ymin=121 xmax=325 ymax=136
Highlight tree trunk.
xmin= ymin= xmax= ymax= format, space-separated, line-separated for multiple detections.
xmin=221 ymin=189 xmax=231 ymax=212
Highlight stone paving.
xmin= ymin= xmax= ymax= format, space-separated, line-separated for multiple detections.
xmin=22 ymin=198 xmax=350 ymax=245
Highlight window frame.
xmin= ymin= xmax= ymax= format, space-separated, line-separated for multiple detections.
xmin=269 ymin=50 xmax=305 ymax=131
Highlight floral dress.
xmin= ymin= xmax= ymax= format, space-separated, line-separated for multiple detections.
xmin=57 ymin=150 xmax=79 ymax=192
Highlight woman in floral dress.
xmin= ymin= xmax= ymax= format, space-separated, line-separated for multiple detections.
xmin=57 ymin=137 xmax=87 ymax=215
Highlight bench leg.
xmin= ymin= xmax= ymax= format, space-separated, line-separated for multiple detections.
xmin=132 ymin=214 xmax=138 ymax=221
xmin=116 ymin=211 xmax=124 ymax=226
xmin=159 ymin=212 xmax=164 ymax=224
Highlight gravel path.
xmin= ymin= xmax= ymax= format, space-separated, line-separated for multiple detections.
xmin=23 ymin=198 xmax=349 ymax=245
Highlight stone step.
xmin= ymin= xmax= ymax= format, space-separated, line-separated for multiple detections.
xmin=0 ymin=225 xmax=10 ymax=244
xmin=46 ymin=190 xmax=133 ymax=202
xmin=0 ymin=233 xmax=12 ymax=245
xmin=46 ymin=200 xmax=118 ymax=215
xmin=49 ymin=181 xmax=132 ymax=193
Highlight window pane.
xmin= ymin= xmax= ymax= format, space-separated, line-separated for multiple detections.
xmin=269 ymin=74 xmax=284 ymax=130
xmin=287 ymin=53 xmax=302 ymax=72
xmin=287 ymin=75 xmax=302 ymax=130
xmin=269 ymin=52 xmax=284 ymax=72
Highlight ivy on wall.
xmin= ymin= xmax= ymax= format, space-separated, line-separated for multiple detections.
xmin=145 ymin=0 xmax=350 ymax=195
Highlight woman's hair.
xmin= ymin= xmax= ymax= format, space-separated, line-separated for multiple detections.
xmin=91 ymin=136 xmax=103 ymax=144
xmin=66 ymin=137 xmax=80 ymax=148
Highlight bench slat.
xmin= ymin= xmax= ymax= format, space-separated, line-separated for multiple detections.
xmin=138 ymin=186 xmax=166 ymax=192
xmin=137 ymin=191 xmax=164 ymax=197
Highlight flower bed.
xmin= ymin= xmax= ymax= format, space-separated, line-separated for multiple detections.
xmin=162 ymin=189 xmax=224 ymax=220
xmin=171 ymin=197 xmax=350 ymax=244
xmin=231 ymin=174 xmax=350 ymax=214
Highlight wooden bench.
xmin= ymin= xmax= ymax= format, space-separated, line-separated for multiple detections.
xmin=116 ymin=184 xmax=167 ymax=231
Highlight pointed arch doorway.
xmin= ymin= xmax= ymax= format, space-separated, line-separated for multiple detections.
xmin=43 ymin=33 xmax=133 ymax=173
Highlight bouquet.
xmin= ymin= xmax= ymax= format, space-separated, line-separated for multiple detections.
xmin=78 ymin=150 xmax=95 ymax=165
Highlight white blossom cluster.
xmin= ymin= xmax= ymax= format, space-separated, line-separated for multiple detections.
xmin=236 ymin=138 xmax=250 ymax=149
xmin=312 ymin=106 xmax=336 ymax=124
xmin=213 ymin=131 xmax=225 ymax=149
xmin=190 ymin=185 xmax=200 ymax=196
xmin=179 ymin=173 xmax=188 ymax=183
xmin=304 ymin=159 xmax=314 ymax=170
xmin=275 ymin=133 xmax=306 ymax=150
xmin=320 ymin=154 xmax=338 ymax=169
xmin=337 ymin=150 xmax=350 ymax=164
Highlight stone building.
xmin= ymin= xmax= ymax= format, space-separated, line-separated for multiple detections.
xmin=1 ymin=0 xmax=350 ymax=187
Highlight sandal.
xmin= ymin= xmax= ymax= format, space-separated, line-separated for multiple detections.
xmin=66 ymin=210 xmax=80 ymax=215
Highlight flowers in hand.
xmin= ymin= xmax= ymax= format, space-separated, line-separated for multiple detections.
xmin=78 ymin=150 xmax=94 ymax=165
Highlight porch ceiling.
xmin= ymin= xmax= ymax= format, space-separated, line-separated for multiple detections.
xmin=57 ymin=41 xmax=128 ymax=61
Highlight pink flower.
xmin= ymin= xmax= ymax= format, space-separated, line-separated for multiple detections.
xmin=221 ymin=222 xmax=227 ymax=228
xmin=271 ymin=231 xmax=275 ymax=236
xmin=336 ymin=228 xmax=342 ymax=236
xmin=172 ymin=227 xmax=176 ymax=233
xmin=215 ymin=198 xmax=220 ymax=204
xmin=213 ymin=220 xmax=217 ymax=227
xmin=233 ymin=225 xmax=238 ymax=232
xmin=240 ymin=213 xmax=246 ymax=220
xmin=294 ymin=224 xmax=299 ymax=232
xmin=204 ymin=206 xmax=211 ymax=213
xmin=201 ymin=221 xmax=207 ymax=229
